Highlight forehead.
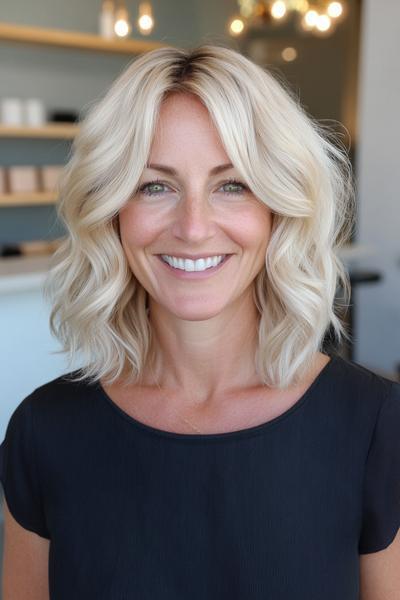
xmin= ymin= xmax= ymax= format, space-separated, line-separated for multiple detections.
xmin=158 ymin=92 xmax=211 ymax=125
xmin=149 ymin=92 xmax=230 ymax=163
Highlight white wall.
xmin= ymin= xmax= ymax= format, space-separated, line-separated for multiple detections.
xmin=0 ymin=282 xmax=82 ymax=440
xmin=354 ymin=0 xmax=400 ymax=373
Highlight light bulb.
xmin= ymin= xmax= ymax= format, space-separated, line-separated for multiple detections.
xmin=229 ymin=17 xmax=245 ymax=35
xmin=271 ymin=1 xmax=287 ymax=19
xmin=304 ymin=9 xmax=318 ymax=26
xmin=114 ymin=5 xmax=131 ymax=37
xmin=114 ymin=19 xmax=129 ymax=36
xmin=138 ymin=2 xmax=154 ymax=34
xmin=327 ymin=2 xmax=343 ymax=18
xmin=282 ymin=46 xmax=297 ymax=61
xmin=315 ymin=13 xmax=331 ymax=31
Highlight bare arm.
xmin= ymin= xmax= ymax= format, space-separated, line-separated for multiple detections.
xmin=2 ymin=495 xmax=50 ymax=600
xmin=359 ymin=528 xmax=400 ymax=600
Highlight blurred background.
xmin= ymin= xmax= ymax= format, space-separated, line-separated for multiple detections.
xmin=0 ymin=0 xmax=399 ymax=578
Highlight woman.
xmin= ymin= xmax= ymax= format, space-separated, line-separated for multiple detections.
xmin=1 ymin=45 xmax=399 ymax=599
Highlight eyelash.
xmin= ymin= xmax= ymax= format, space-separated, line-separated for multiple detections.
xmin=137 ymin=178 xmax=248 ymax=197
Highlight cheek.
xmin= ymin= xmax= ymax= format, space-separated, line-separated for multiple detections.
xmin=231 ymin=207 xmax=272 ymax=252
xmin=119 ymin=204 xmax=158 ymax=250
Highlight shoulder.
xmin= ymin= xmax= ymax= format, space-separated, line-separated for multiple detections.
xmin=332 ymin=354 xmax=398 ymax=408
xmin=27 ymin=368 xmax=93 ymax=399
xmin=334 ymin=355 xmax=400 ymax=449
xmin=17 ymin=369 xmax=97 ymax=432
xmin=317 ymin=354 xmax=400 ymax=448
xmin=5 ymin=370 xmax=106 ymax=478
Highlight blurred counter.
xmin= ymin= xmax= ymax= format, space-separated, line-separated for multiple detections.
xmin=0 ymin=254 xmax=52 ymax=294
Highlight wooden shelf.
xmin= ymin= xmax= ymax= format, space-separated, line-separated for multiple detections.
xmin=0 ymin=21 xmax=167 ymax=55
xmin=0 ymin=123 xmax=79 ymax=139
xmin=0 ymin=21 xmax=166 ymax=211
xmin=0 ymin=192 xmax=57 ymax=206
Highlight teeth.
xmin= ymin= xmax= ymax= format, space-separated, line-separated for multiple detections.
xmin=161 ymin=255 xmax=225 ymax=272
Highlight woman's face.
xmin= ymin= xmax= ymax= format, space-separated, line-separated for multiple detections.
xmin=119 ymin=92 xmax=273 ymax=321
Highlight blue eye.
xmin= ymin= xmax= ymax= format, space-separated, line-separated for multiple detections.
xmin=138 ymin=179 xmax=249 ymax=196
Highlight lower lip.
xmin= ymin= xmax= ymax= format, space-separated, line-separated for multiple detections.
xmin=156 ymin=255 xmax=233 ymax=279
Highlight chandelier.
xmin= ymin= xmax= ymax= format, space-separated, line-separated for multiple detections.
xmin=228 ymin=1 xmax=347 ymax=37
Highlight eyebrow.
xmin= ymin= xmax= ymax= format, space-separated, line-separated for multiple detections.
xmin=145 ymin=162 xmax=234 ymax=176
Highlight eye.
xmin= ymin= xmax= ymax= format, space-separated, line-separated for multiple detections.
xmin=138 ymin=179 xmax=249 ymax=196
xmin=219 ymin=179 xmax=248 ymax=195
xmin=138 ymin=180 xmax=172 ymax=196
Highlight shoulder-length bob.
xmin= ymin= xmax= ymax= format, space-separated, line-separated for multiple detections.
xmin=44 ymin=44 xmax=355 ymax=390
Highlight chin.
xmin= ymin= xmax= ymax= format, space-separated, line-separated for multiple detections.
xmin=163 ymin=301 xmax=227 ymax=321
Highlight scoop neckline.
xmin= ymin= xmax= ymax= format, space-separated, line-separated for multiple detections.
xmin=95 ymin=354 xmax=339 ymax=442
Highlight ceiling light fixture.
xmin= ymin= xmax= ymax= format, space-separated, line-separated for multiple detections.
xmin=228 ymin=0 xmax=347 ymax=37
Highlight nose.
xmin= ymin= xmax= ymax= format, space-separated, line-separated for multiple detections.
xmin=171 ymin=190 xmax=217 ymax=243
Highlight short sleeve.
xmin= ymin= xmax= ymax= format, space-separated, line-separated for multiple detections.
xmin=0 ymin=393 xmax=50 ymax=539
xmin=359 ymin=381 xmax=400 ymax=554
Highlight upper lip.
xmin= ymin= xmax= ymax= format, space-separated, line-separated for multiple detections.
xmin=158 ymin=253 xmax=231 ymax=260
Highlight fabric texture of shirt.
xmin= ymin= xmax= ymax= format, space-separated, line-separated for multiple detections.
xmin=1 ymin=352 xmax=400 ymax=599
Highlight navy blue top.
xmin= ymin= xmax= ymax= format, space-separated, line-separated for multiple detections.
xmin=1 ymin=353 xmax=400 ymax=599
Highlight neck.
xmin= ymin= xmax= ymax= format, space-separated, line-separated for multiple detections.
xmin=143 ymin=293 xmax=262 ymax=405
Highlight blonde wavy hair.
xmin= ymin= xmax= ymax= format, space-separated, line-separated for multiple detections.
xmin=44 ymin=44 xmax=356 ymax=390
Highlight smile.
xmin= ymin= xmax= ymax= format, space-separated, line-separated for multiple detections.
xmin=161 ymin=254 xmax=225 ymax=271
xmin=156 ymin=254 xmax=232 ymax=279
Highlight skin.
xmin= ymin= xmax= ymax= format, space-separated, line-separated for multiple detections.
xmin=119 ymin=92 xmax=273 ymax=402
xmin=109 ymin=91 xmax=329 ymax=427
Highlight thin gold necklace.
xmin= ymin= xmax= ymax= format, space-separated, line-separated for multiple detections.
xmin=149 ymin=362 xmax=203 ymax=434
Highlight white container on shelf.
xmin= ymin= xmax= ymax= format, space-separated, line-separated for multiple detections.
xmin=24 ymin=98 xmax=46 ymax=126
xmin=0 ymin=97 xmax=24 ymax=125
